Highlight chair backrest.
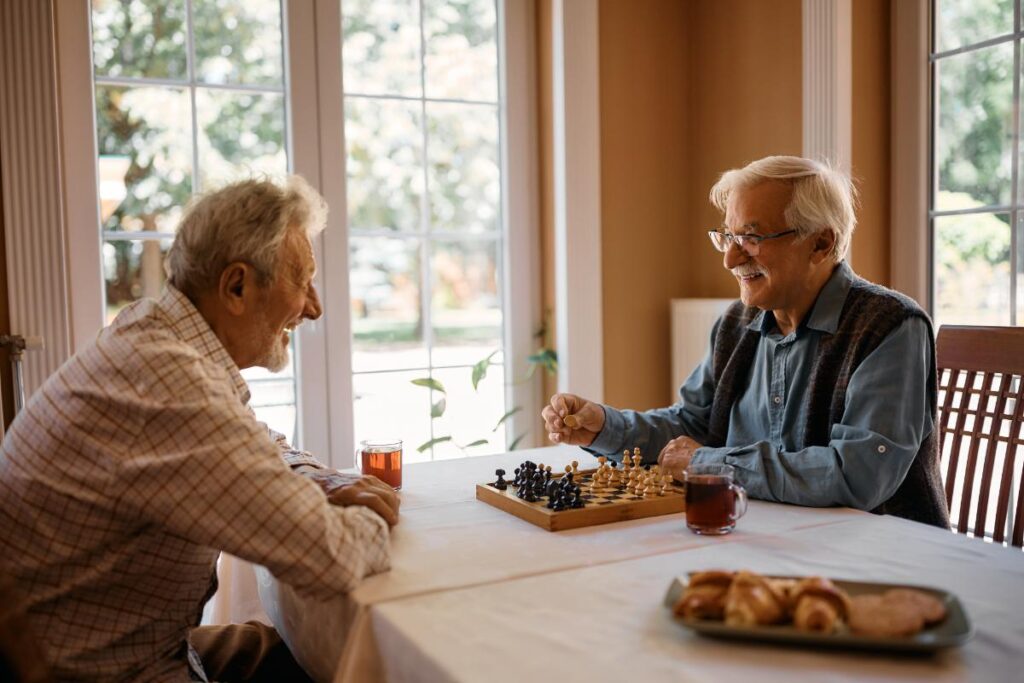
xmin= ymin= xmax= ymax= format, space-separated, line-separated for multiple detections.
xmin=936 ymin=325 xmax=1024 ymax=547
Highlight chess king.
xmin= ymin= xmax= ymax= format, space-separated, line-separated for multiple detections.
xmin=541 ymin=155 xmax=949 ymax=529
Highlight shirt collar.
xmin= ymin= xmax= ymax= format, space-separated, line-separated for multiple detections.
xmin=743 ymin=260 xmax=854 ymax=336
xmin=804 ymin=260 xmax=854 ymax=334
xmin=160 ymin=285 xmax=251 ymax=404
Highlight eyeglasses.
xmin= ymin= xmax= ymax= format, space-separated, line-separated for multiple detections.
xmin=707 ymin=228 xmax=798 ymax=255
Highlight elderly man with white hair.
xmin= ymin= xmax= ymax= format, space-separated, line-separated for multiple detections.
xmin=0 ymin=177 xmax=399 ymax=681
xmin=543 ymin=156 xmax=949 ymax=529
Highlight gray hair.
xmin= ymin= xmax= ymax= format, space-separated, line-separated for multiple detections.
xmin=709 ymin=156 xmax=857 ymax=262
xmin=166 ymin=175 xmax=327 ymax=298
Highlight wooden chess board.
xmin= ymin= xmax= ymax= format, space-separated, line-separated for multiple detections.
xmin=476 ymin=467 xmax=685 ymax=532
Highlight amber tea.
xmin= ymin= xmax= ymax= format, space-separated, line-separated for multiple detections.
xmin=684 ymin=464 xmax=747 ymax=535
xmin=359 ymin=440 xmax=403 ymax=490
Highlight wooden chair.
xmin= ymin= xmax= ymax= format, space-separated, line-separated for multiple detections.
xmin=936 ymin=325 xmax=1024 ymax=547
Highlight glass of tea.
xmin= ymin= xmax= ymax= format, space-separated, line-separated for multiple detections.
xmin=358 ymin=439 xmax=403 ymax=490
xmin=683 ymin=463 xmax=747 ymax=535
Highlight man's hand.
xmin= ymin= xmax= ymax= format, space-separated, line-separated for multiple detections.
xmin=541 ymin=393 xmax=605 ymax=447
xmin=658 ymin=436 xmax=703 ymax=482
xmin=325 ymin=475 xmax=401 ymax=528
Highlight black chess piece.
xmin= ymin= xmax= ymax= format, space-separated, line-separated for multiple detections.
xmin=493 ymin=469 xmax=508 ymax=490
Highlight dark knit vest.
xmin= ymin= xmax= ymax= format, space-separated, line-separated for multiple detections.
xmin=707 ymin=276 xmax=950 ymax=529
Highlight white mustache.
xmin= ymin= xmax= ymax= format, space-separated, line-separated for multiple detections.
xmin=731 ymin=265 xmax=766 ymax=278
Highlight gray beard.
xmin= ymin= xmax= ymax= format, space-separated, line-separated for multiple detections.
xmin=255 ymin=314 xmax=290 ymax=373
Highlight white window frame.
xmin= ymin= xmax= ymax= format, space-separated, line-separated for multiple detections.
xmin=51 ymin=0 xmax=541 ymax=469
xmin=890 ymin=0 xmax=931 ymax=307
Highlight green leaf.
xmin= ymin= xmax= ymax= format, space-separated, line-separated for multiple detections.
xmin=508 ymin=432 xmax=527 ymax=450
xmin=465 ymin=439 xmax=489 ymax=448
xmin=431 ymin=397 xmax=447 ymax=418
xmin=416 ymin=436 xmax=452 ymax=453
xmin=526 ymin=348 xmax=558 ymax=378
xmin=492 ymin=406 xmax=522 ymax=432
xmin=471 ymin=350 xmax=500 ymax=390
xmin=411 ymin=377 xmax=446 ymax=394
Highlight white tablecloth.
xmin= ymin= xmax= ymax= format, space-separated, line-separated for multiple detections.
xmin=259 ymin=446 xmax=1022 ymax=682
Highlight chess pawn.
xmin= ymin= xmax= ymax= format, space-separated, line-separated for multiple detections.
xmin=571 ymin=460 xmax=579 ymax=476
xmin=633 ymin=447 xmax=642 ymax=463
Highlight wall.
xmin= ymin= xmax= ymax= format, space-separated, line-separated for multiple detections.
xmin=685 ymin=0 xmax=804 ymax=300
xmin=851 ymin=0 xmax=891 ymax=286
xmin=597 ymin=0 xmax=802 ymax=410
xmin=598 ymin=0 xmax=693 ymax=411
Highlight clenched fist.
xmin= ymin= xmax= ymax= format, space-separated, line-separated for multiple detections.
xmin=658 ymin=435 xmax=703 ymax=482
xmin=541 ymin=393 xmax=605 ymax=447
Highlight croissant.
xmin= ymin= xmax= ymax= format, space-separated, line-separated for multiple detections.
xmin=790 ymin=577 xmax=852 ymax=634
xmin=673 ymin=570 xmax=734 ymax=620
xmin=724 ymin=571 xmax=787 ymax=626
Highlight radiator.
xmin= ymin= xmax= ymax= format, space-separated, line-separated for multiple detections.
xmin=669 ymin=298 xmax=733 ymax=403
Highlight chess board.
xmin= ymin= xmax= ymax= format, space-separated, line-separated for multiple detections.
xmin=476 ymin=467 xmax=685 ymax=532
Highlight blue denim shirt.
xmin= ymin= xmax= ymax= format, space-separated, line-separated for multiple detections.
xmin=588 ymin=262 xmax=933 ymax=511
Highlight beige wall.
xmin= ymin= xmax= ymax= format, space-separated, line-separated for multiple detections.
xmin=597 ymin=0 xmax=802 ymax=410
xmin=685 ymin=0 xmax=804 ymax=301
xmin=599 ymin=0 xmax=693 ymax=411
xmin=851 ymin=0 xmax=891 ymax=287
xmin=538 ymin=0 xmax=893 ymax=412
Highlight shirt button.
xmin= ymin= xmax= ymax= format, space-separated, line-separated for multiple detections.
xmin=877 ymin=445 xmax=887 ymax=454
xmin=773 ymin=396 xmax=782 ymax=404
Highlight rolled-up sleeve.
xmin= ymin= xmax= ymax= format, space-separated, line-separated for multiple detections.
xmin=587 ymin=321 xmax=719 ymax=463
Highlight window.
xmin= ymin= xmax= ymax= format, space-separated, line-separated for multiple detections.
xmin=930 ymin=0 xmax=1023 ymax=327
xmin=72 ymin=0 xmax=537 ymax=462
xmin=90 ymin=0 xmax=297 ymax=441
xmin=342 ymin=0 xmax=515 ymax=461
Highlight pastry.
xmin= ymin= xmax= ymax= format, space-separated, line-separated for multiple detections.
xmin=724 ymin=571 xmax=787 ymax=626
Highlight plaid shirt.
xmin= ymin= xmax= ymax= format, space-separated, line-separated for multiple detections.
xmin=0 ymin=287 xmax=390 ymax=681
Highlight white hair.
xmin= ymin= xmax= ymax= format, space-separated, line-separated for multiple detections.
xmin=709 ymin=156 xmax=857 ymax=262
xmin=166 ymin=175 xmax=327 ymax=298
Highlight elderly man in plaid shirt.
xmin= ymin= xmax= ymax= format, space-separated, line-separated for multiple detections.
xmin=0 ymin=177 xmax=399 ymax=681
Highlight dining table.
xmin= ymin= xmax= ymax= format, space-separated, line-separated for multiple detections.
xmin=256 ymin=445 xmax=1024 ymax=682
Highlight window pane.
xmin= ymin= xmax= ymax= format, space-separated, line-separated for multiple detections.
xmin=95 ymin=86 xmax=193 ymax=233
xmin=346 ymin=98 xmax=424 ymax=231
xmin=424 ymin=0 xmax=498 ymax=101
xmin=934 ymin=43 xmax=1014 ymax=210
xmin=935 ymin=0 xmax=1013 ymax=53
xmin=430 ymin=239 xmax=501 ymax=361
xmin=342 ymin=0 xmax=422 ymax=97
xmin=91 ymin=0 xmax=187 ymax=80
xmin=354 ymin=370 xmax=433 ymax=464
xmin=192 ymin=0 xmax=284 ymax=86
xmin=350 ymin=237 xmax=427 ymax=372
xmin=241 ymin=349 xmax=296 ymax=441
xmin=196 ymin=89 xmax=287 ymax=189
xmin=429 ymin=363 xmax=507 ymax=460
xmin=934 ymin=213 xmax=1011 ymax=326
xmin=103 ymin=238 xmax=173 ymax=324
xmin=427 ymin=103 xmax=500 ymax=233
